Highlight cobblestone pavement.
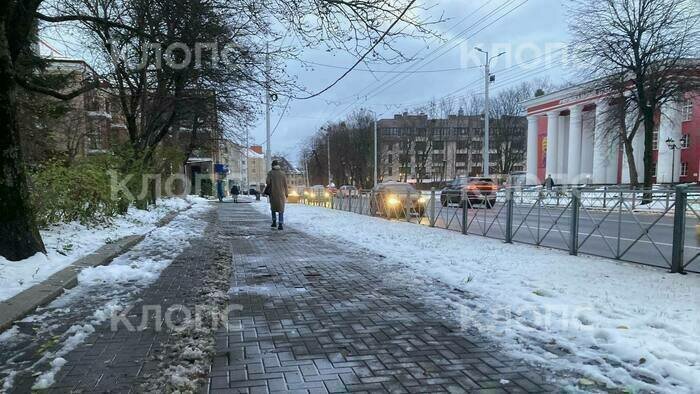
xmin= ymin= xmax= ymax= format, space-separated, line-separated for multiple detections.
xmin=209 ymin=203 xmax=561 ymax=393
xmin=0 ymin=205 xmax=223 ymax=392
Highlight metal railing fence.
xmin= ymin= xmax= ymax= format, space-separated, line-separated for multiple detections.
xmin=296 ymin=185 xmax=700 ymax=274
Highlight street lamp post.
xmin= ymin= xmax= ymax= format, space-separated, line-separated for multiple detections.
xmin=474 ymin=48 xmax=505 ymax=177
xmin=666 ymin=137 xmax=679 ymax=185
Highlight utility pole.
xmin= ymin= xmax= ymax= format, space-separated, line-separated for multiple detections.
xmin=245 ymin=129 xmax=249 ymax=191
xmin=265 ymin=42 xmax=271 ymax=173
xmin=374 ymin=117 xmax=378 ymax=188
xmin=326 ymin=131 xmax=332 ymax=186
xmin=475 ymin=48 xmax=505 ymax=177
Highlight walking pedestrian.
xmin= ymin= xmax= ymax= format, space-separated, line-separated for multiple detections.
xmin=544 ymin=174 xmax=555 ymax=191
xmin=216 ymin=179 xmax=224 ymax=202
xmin=265 ymin=160 xmax=288 ymax=230
xmin=230 ymin=184 xmax=240 ymax=203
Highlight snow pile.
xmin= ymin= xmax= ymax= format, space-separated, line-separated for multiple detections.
xmin=23 ymin=198 xmax=212 ymax=391
xmin=0 ymin=196 xmax=199 ymax=301
xmin=140 ymin=233 xmax=232 ymax=393
xmin=259 ymin=203 xmax=700 ymax=393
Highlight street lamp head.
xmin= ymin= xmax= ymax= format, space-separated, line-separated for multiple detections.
xmin=474 ymin=47 xmax=485 ymax=54
xmin=666 ymin=137 xmax=676 ymax=149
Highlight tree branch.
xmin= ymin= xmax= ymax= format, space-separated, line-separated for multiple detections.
xmin=34 ymin=12 xmax=152 ymax=38
xmin=16 ymin=78 xmax=99 ymax=100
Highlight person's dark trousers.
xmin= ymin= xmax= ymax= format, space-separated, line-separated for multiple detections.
xmin=271 ymin=210 xmax=284 ymax=225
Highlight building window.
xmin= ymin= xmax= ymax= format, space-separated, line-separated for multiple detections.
xmin=651 ymin=162 xmax=657 ymax=177
xmin=681 ymin=162 xmax=688 ymax=177
xmin=432 ymin=154 xmax=444 ymax=162
xmin=652 ymin=125 xmax=659 ymax=150
xmin=88 ymin=129 xmax=101 ymax=150
xmin=682 ymin=99 xmax=693 ymax=122
xmin=387 ymin=154 xmax=393 ymax=164
xmin=388 ymin=166 xmax=393 ymax=176
xmin=433 ymin=141 xmax=444 ymax=150
xmin=681 ymin=134 xmax=690 ymax=149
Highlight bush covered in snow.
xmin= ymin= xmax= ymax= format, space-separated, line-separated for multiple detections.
xmin=30 ymin=156 xmax=129 ymax=226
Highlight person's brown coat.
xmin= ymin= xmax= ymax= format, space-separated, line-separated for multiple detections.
xmin=266 ymin=166 xmax=288 ymax=212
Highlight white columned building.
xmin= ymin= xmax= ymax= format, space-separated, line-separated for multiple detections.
xmin=522 ymin=84 xmax=659 ymax=186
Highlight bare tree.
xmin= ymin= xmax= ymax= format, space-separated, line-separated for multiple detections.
xmin=1 ymin=0 xmax=441 ymax=260
xmin=570 ymin=0 xmax=700 ymax=193
xmin=489 ymin=83 xmax=537 ymax=174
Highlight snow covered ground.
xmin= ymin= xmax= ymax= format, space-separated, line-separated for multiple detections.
xmin=254 ymin=202 xmax=700 ymax=393
xmin=0 ymin=197 xmax=199 ymax=302
xmin=0 ymin=197 xmax=213 ymax=390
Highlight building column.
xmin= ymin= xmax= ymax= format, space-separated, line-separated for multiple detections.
xmin=526 ymin=115 xmax=540 ymax=184
xmin=657 ymin=100 xmax=683 ymax=184
xmin=580 ymin=109 xmax=595 ymax=182
xmin=545 ymin=111 xmax=559 ymax=182
xmin=592 ymin=100 xmax=609 ymax=183
xmin=567 ymin=105 xmax=584 ymax=184
xmin=557 ymin=115 xmax=568 ymax=181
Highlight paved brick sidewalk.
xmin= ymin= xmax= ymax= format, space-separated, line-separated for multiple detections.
xmin=209 ymin=203 xmax=560 ymax=393
xmin=2 ymin=207 xmax=225 ymax=392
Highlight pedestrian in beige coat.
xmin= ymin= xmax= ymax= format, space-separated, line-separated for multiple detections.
xmin=265 ymin=160 xmax=288 ymax=230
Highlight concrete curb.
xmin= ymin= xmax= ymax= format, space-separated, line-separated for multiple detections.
xmin=0 ymin=209 xmax=183 ymax=332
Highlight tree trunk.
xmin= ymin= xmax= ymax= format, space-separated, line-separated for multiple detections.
xmin=642 ymin=106 xmax=656 ymax=203
xmin=0 ymin=35 xmax=46 ymax=260
xmin=623 ymin=137 xmax=639 ymax=188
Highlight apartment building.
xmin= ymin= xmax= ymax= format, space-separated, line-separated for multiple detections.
xmin=378 ymin=111 xmax=526 ymax=184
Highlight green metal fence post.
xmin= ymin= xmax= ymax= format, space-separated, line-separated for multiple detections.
xmin=430 ymin=188 xmax=436 ymax=227
xmin=671 ymin=185 xmax=688 ymax=274
xmin=569 ymin=188 xmax=580 ymax=256
xmin=505 ymin=188 xmax=514 ymax=243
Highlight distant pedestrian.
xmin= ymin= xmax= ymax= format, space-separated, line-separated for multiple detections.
xmin=265 ymin=160 xmax=288 ymax=230
xmin=230 ymin=184 xmax=240 ymax=203
xmin=216 ymin=179 xmax=224 ymax=202
xmin=544 ymin=174 xmax=555 ymax=191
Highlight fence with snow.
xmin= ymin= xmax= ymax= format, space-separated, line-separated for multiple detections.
xmin=299 ymin=185 xmax=700 ymax=274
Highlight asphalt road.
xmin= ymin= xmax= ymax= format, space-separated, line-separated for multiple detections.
xmin=324 ymin=196 xmax=700 ymax=273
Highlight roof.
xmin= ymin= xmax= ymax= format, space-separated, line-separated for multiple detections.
xmin=247 ymin=149 xmax=264 ymax=159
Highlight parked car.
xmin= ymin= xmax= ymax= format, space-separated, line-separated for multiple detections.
xmin=441 ymin=177 xmax=498 ymax=208
xmin=338 ymin=185 xmax=358 ymax=198
xmin=370 ymin=182 xmax=427 ymax=217
xmin=304 ymin=185 xmax=330 ymax=203
xmin=287 ymin=187 xmax=302 ymax=203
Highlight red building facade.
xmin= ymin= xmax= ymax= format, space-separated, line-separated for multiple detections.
xmin=522 ymin=83 xmax=699 ymax=185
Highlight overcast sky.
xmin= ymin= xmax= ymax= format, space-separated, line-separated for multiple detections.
xmin=257 ymin=0 xmax=575 ymax=163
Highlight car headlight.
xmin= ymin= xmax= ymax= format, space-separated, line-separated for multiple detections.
xmin=417 ymin=196 xmax=426 ymax=204
xmin=386 ymin=196 xmax=400 ymax=206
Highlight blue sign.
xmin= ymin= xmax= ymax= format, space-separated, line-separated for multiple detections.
xmin=215 ymin=164 xmax=229 ymax=174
